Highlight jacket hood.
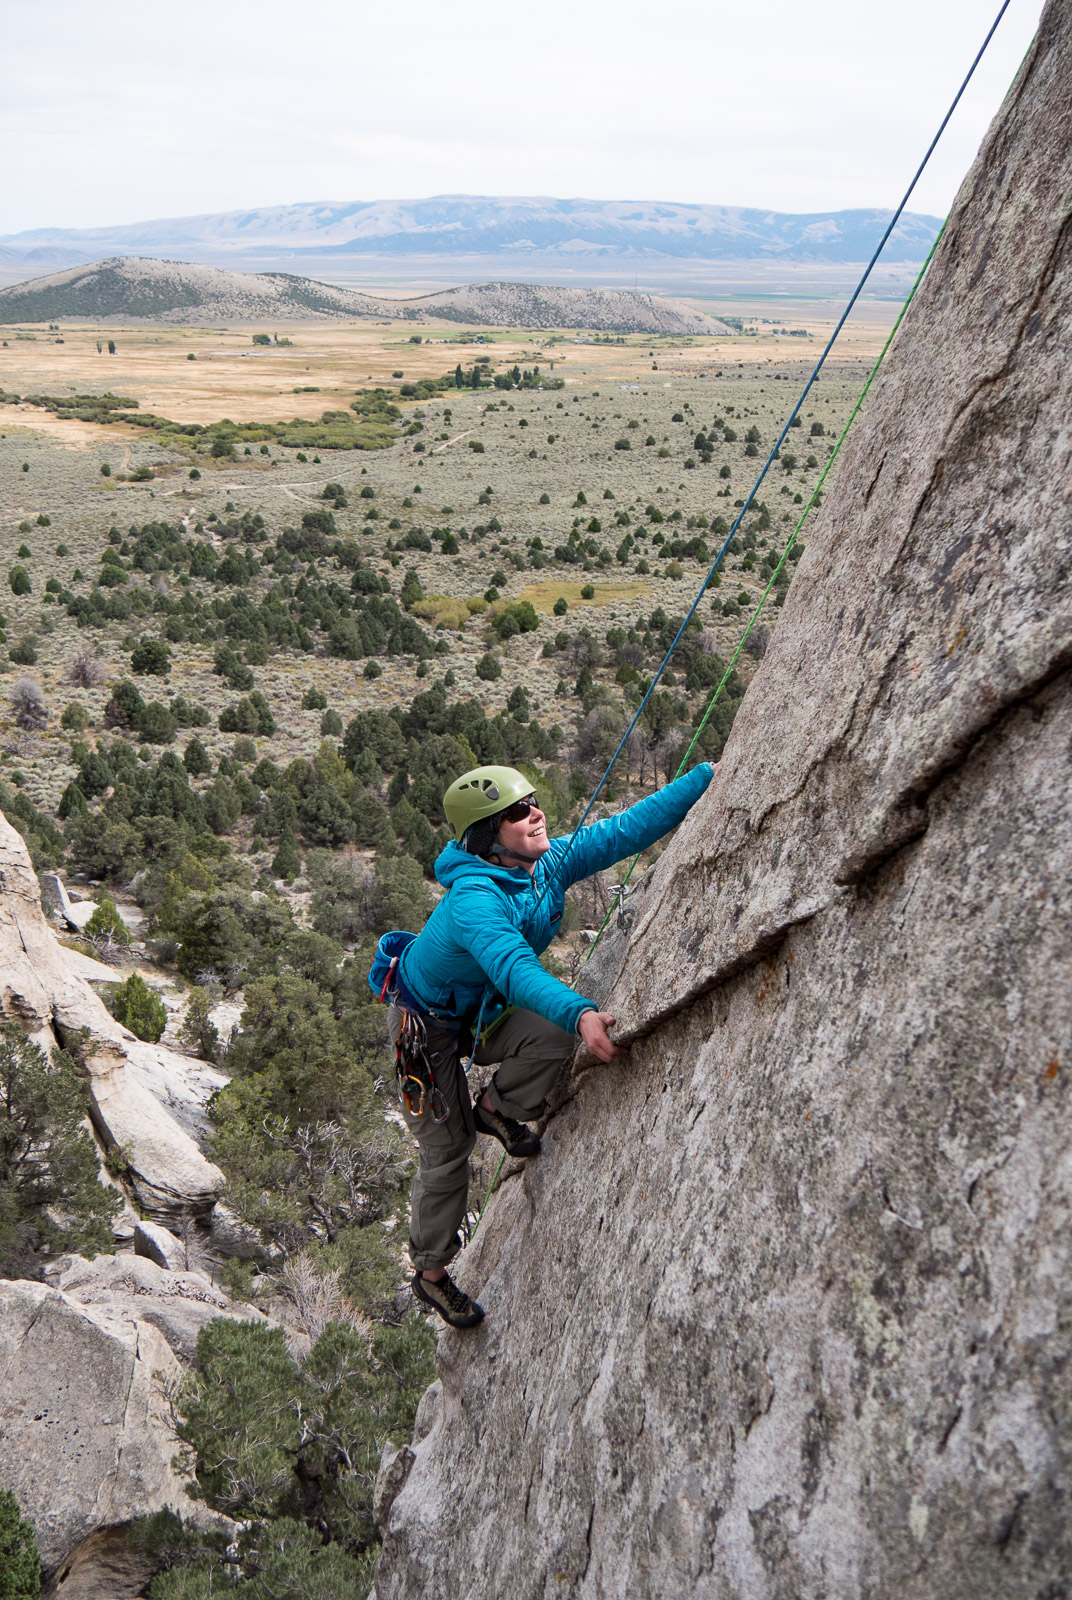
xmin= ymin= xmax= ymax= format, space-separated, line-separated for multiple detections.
xmin=434 ymin=841 xmax=536 ymax=895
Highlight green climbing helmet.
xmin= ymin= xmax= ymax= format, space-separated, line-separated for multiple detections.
xmin=443 ymin=765 xmax=534 ymax=844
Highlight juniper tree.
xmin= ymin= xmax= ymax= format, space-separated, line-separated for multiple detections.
xmin=111 ymin=973 xmax=168 ymax=1043
xmin=84 ymin=896 xmax=130 ymax=947
xmin=0 ymin=1490 xmax=40 ymax=1599
xmin=0 ymin=1024 xmax=120 ymax=1278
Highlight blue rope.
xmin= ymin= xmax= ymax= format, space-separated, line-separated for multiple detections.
xmin=535 ymin=0 xmax=1014 ymax=908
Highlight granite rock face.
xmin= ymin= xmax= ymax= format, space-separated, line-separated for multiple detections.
xmin=372 ymin=8 xmax=1072 ymax=1597
xmin=0 ymin=812 xmax=225 ymax=1219
xmin=0 ymin=1263 xmax=252 ymax=1598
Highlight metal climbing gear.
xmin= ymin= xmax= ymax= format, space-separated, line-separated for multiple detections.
xmin=393 ymin=1006 xmax=449 ymax=1123
xmin=609 ymin=882 xmax=635 ymax=930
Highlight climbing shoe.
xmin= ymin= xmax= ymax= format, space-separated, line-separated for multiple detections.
xmin=473 ymin=1100 xmax=541 ymax=1158
xmin=412 ymin=1271 xmax=485 ymax=1329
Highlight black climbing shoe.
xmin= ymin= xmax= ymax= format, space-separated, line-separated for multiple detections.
xmin=412 ymin=1271 xmax=485 ymax=1329
xmin=473 ymin=1100 xmax=542 ymax=1158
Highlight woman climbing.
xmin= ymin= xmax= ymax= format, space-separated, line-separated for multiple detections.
xmin=371 ymin=761 xmax=714 ymax=1328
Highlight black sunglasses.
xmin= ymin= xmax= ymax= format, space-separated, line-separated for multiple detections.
xmin=499 ymin=795 xmax=539 ymax=823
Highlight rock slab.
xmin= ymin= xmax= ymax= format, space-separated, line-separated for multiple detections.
xmin=0 ymin=1257 xmax=256 ymax=1594
xmin=372 ymin=6 xmax=1072 ymax=1597
xmin=0 ymin=1278 xmax=190 ymax=1596
xmin=0 ymin=813 xmax=225 ymax=1218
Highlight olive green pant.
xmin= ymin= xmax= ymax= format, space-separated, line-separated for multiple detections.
xmin=389 ymin=1004 xmax=575 ymax=1272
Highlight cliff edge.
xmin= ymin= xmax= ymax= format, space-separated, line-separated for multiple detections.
xmin=372 ymin=5 xmax=1072 ymax=1597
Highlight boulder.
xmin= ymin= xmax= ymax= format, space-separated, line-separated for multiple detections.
xmin=371 ymin=7 xmax=1072 ymax=1597
xmin=50 ymin=1251 xmax=264 ymax=1365
xmin=133 ymin=1217 xmax=189 ymax=1272
xmin=0 ymin=814 xmax=225 ymax=1220
xmin=0 ymin=1273 xmax=230 ymax=1596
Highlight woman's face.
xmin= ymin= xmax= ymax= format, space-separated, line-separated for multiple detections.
xmin=495 ymin=799 xmax=551 ymax=863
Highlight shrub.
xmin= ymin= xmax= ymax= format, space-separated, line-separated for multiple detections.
xmin=84 ymin=896 xmax=130 ymax=947
xmin=8 ymin=567 xmax=30 ymax=596
xmin=320 ymin=709 xmax=343 ymax=737
xmin=252 ymin=333 xmax=271 ymax=346
xmin=168 ymin=696 xmax=207 ymax=727
xmin=475 ymin=651 xmax=501 ymax=681
xmin=580 ymin=583 xmax=595 ymax=600
xmin=10 ymin=678 xmax=47 ymax=730
xmin=272 ymin=828 xmax=301 ymax=882
xmin=183 ymin=738 xmax=212 ymax=777
xmin=130 ymin=636 xmax=170 ymax=676
xmin=60 ymin=702 xmax=88 ymax=732
xmin=0 ymin=1488 xmax=41 ymax=1598
xmin=219 ymin=694 xmax=274 ymax=738
xmin=104 ymin=678 xmax=144 ymax=728
xmin=8 ymin=638 xmax=37 ymax=667
xmin=179 ymin=988 xmax=220 ymax=1062
xmin=302 ymin=688 xmax=328 ymax=711
xmin=0 ymin=1024 xmax=121 ymax=1279
xmin=67 ymin=644 xmax=106 ymax=688
xmin=400 ymin=570 xmax=424 ymax=610
xmin=140 ymin=1311 xmax=435 ymax=1588
xmin=553 ymin=597 xmax=568 ymax=616
xmin=110 ymin=973 xmax=168 ymax=1042
xmin=136 ymin=701 xmax=178 ymax=745
xmin=493 ymin=600 xmax=539 ymax=639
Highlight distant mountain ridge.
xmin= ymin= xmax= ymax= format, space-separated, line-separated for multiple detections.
xmin=0 ymin=256 xmax=734 ymax=333
xmin=0 ymin=195 xmax=942 ymax=266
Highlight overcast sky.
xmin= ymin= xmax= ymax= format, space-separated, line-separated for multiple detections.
xmin=2 ymin=0 xmax=1044 ymax=235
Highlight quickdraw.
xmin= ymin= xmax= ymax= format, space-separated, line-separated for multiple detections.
xmin=393 ymin=1006 xmax=449 ymax=1123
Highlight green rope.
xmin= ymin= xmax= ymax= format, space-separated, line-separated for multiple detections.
xmin=582 ymin=223 xmax=946 ymax=963
xmin=471 ymin=1150 xmax=507 ymax=1236
xmin=468 ymin=229 xmax=944 ymax=1243
xmin=469 ymin=235 xmax=945 ymax=1239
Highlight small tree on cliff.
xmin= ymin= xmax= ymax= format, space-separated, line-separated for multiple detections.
xmin=0 ymin=1024 xmax=120 ymax=1279
xmin=84 ymin=896 xmax=131 ymax=949
xmin=110 ymin=973 xmax=168 ymax=1043
xmin=129 ymin=1314 xmax=436 ymax=1594
xmin=0 ymin=1489 xmax=41 ymax=1599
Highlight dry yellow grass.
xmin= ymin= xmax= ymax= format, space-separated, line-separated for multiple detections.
xmin=517 ymin=580 xmax=649 ymax=613
xmin=0 ymin=300 xmax=897 ymax=446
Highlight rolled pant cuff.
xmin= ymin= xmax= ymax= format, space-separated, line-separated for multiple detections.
xmin=409 ymin=1235 xmax=461 ymax=1273
xmin=485 ymin=1081 xmax=545 ymax=1122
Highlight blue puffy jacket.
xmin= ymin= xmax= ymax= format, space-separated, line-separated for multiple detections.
xmin=396 ymin=763 xmax=714 ymax=1035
